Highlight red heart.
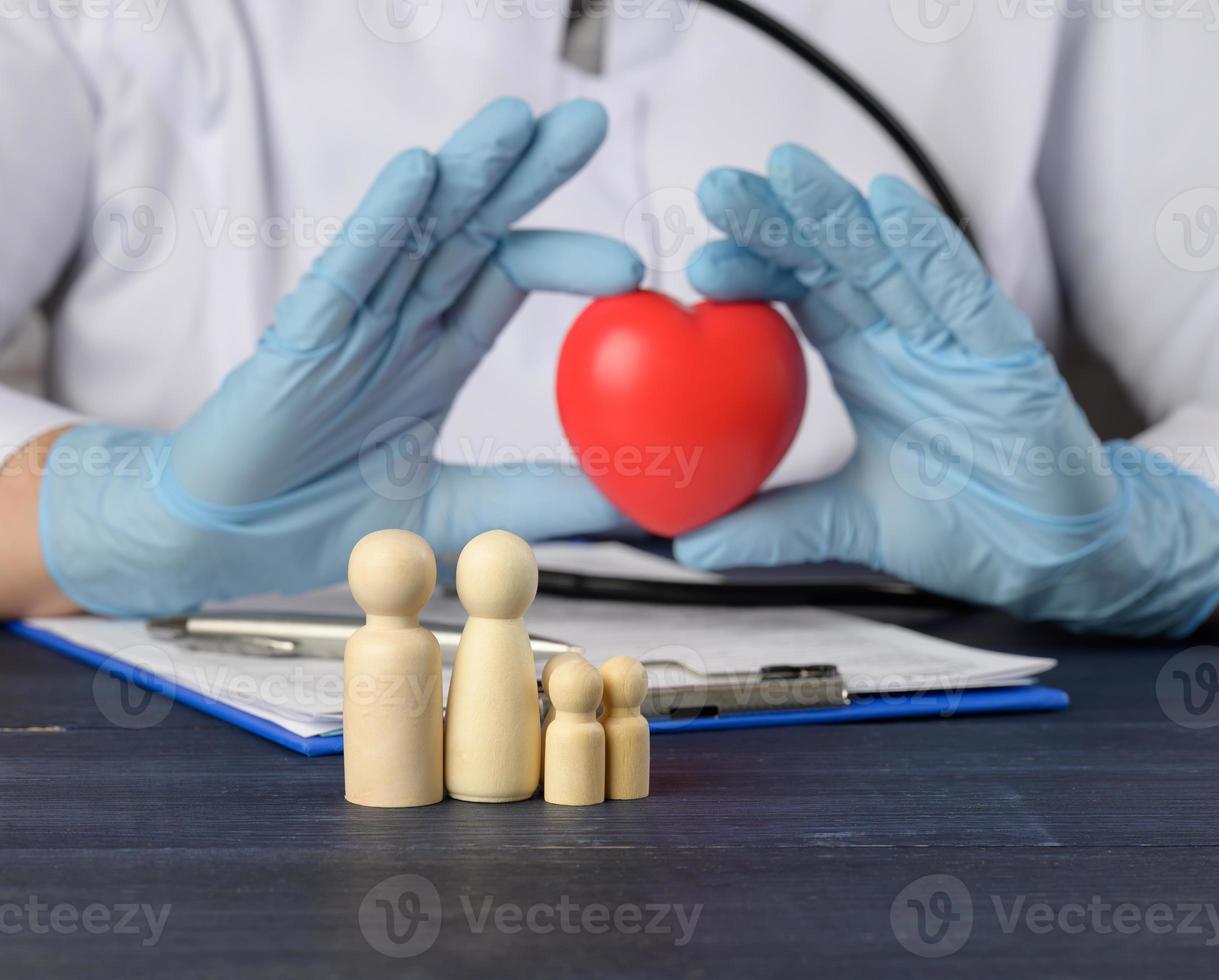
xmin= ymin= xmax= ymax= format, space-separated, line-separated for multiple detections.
xmin=557 ymin=291 xmax=807 ymax=537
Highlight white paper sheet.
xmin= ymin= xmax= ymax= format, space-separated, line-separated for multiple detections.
xmin=25 ymin=584 xmax=1055 ymax=740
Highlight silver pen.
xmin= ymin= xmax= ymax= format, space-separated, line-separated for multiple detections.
xmin=147 ymin=611 xmax=580 ymax=663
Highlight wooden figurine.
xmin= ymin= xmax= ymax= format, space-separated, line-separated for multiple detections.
xmin=444 ymin=530 xmax=542 ymax=803
xmin=344 ymin=529 xmax=444 ymax=808
xmin=544 ymin=660 xmax=605 ymax=806
xmin=599 ymin=655 xmax=650 ymax=800
xmin=541 ymin=651 xmax=585 ymax=780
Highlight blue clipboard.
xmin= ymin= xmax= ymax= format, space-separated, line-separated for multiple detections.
xmin=9 ymin=621 xmax=1069 ymax=757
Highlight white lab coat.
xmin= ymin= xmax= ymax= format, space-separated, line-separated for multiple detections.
xmin=3 ymin=0 xmax=1219 ymax=488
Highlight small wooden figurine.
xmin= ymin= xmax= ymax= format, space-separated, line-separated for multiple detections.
xmin=599 ymin=655 xmax=650 ymax=800
xmin=541 ymin=651 xmax=585 ymax=780
xmin=544 ymin=659 xmax=605 ymax=806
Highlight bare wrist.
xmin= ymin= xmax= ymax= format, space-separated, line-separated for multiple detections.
xmin=0 ymin=425 xmax=81 ymax=619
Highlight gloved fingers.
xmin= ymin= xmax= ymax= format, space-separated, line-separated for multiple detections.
xmin=441 ymin=230 xmax=644 ymax=357
xmin=687 ymin=241 xmax=807 ymax=303
xmin=420 ymin=96 xmax=537 ymax=242
xmin=495 ymin=230 xmax=644 ymax=294
xmin=869 ymin=175 xmax=1039 ymax=359
xmin=672 ymin=476 xmax=877 ymax=570
xmin=365 ymin=98 xmax=537 ymax=319
xmin=268 ymin=148 xmax=437 ymax=350
xmin=698 ymin=168 xmax=832 ymax=276
xmin=404 ymin=100 xmax=612 ymax=325
xmin=421 ymin=462 xmax=626 ymax=552
xmin=766 ymin=144 xmax=939 ymax=339
xmin=686 ymin=241 xmax=858 ymax=345
xmin=697 ymin=166 xmax=884 ymax=332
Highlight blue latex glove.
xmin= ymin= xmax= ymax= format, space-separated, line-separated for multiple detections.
xmin=41 ymin=98 xmax=643 ymax=616
xmin=677 ymin=144 xmax=1219 ymax=637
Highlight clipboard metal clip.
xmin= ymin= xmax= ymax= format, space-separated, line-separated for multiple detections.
xmin=635 ymin=660 xmax=849 ymax=720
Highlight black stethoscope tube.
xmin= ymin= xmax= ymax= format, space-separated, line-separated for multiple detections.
xmin=569 ymin=0 xmax=981 ymax=255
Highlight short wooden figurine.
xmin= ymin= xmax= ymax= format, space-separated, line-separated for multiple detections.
xmin=599 ymin=655 xmax=650 ymax=800
xmin=541 ymin=650 xmax=585 ymax=780
xmin=544 ymin=659 xmax=605 ymax=807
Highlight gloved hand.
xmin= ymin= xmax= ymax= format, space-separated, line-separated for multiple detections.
xmin=41 ymin=98 xmax=642 ymax=617
xmin=677 ymin=144 xmax=1219 ymax=637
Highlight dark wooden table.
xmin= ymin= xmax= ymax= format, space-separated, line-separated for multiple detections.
xmin=3 ymin=605 xmax=1218 ymax=979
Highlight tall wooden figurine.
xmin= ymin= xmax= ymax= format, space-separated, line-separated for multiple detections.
xmin=344 ymin=530 xmax=444 ymax=808
xmin=600 ymin=655 xmax=650 ymax=800
xmin=444 ymin=530 xmax=542 ymax=803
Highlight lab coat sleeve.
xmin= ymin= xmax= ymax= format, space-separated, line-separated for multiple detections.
xmin=0 ymin=17 xmax=95 ymax=455
xmin=1036 ymin=14 xmax=1219 ymax=490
